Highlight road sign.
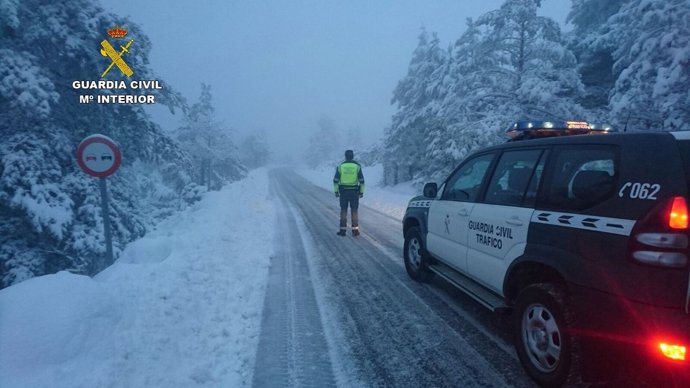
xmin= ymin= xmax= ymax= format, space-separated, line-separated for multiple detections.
xmin=76 ymin=134 xmax=122 ymax=177
xmin=76 ymin=134 xmax=121 ymax=269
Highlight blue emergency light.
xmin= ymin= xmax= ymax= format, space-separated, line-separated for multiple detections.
xmin=506 ymin=120 xmax=615 ymax=140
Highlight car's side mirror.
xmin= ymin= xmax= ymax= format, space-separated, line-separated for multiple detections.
xmin=423 ymin=182 xmax=438 ymax=198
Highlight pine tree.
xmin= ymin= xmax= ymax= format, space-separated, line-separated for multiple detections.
xmin=467 ymin=0 xmax=584 ymax=120
xmin=381 ymin=0 xmax=584 ymax=185
xmin=436 ymin=0 xmax=584 ymax=171
xmin=239 ymin=131 xmax=271 ymax=169
xmin=604 ymin=0 xmax=690 ymax=130
xmin=567 ymin=0 xmax=627 ymax=115
xmin=176 ymin=83 xmax=245 ymax=189
xmin=386 ymin=29 xmax=449 ymax=183
xmin=305 ymin=116 xmax=342 ymax=167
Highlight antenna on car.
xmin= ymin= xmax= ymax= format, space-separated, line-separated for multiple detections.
xmin=623 ymin=111 xmax=631 ymax=133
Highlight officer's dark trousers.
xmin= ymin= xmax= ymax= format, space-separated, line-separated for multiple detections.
xmin=339 ymin=188 xmax=359 ymax=230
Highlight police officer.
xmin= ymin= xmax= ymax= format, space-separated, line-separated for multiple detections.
xmin=333 ymin=150 xmax=365 ymax=236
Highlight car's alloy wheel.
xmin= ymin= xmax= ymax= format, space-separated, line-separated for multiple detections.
xmin=407 ymin=236 xmax=422 ymax=270
xmin=521 ymin=302 xmax=561 ymax=373
xmin=514 ymin=283 xmax=574 ymax=387
xmin=403 ymin=226 xmax=433 ymax=282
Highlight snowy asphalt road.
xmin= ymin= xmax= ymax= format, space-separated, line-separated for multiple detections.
xmin=253 ymin=169 xmax=537 ymax=387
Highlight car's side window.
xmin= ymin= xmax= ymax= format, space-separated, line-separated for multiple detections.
xmin=524 ymin=151 xmax=548 ymax=208
xmin=442 ymin=153 xmax=495 ymax=202
xmin=483 ymin=149 xmax=543 ymax=207
xmin=539 ymin=146 xmax=618 ymax=211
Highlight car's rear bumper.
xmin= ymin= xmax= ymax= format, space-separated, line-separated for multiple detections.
xmin=570 ymin=283 xmax=690 ymax=381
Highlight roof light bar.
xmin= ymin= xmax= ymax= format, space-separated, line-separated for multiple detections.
xmin=506 ymin=120 xmax=615 ymax=140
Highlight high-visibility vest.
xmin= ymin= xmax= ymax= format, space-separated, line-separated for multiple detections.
xmin=333 ymin=161 xmax=365 ymax=193
xmin=338 ymin=162 xmax=360 ymax=186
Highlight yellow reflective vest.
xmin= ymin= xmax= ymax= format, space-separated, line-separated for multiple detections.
xmin=333 ymin=161 xmax=365 ymax=193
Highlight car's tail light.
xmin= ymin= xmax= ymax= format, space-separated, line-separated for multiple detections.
xmin=635 ymin=233 xmax=688 ymax=249
xmin=668 ymin=196 xmax=689 ymax=229
xmin=630 ymin=196 xmax=689 ymax=268
xmin=632 ymin=251 xmax=687 ymax=268
xmin=659 ymin=342 xmax=687 ymax=361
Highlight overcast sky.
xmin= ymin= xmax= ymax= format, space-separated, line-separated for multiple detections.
xmin=101 ymin=0 xmax=570 ymax=159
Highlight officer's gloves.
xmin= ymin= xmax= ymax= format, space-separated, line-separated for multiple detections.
xmin=359 ymin=193 xmax=364 ymax=198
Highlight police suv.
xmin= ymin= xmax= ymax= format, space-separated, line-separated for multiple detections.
xmin=402 ymin=121 xmax=690 ymax=386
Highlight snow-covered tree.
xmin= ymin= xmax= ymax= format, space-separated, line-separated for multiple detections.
xmin=357 ymin=140 xmax=382 ymax=167
xmin=566 ymin=0 xmax=690 ymax=130
xmin=432 ymin=0 xmax=583 ymax=170
xmin=423 ymin=20 xmax=488 ymax=180
xmin=603 ymin=0 xmax=690 ymax=130
xmin=381 ymin=1 xmax=583 ymax=185
xmin=305 ymin=116 xmax=342 ymax=167
xmin=176 ymin=83 xmax=245 ymax=190
xmin=567 ymin=0 xmax=627 ymax=116
xmin=465 ymin=0 xmax=584 ymax=120
xmin=239 ymin=131 xmax=271 ymax=169
xmin=386 ymin=29 xmax=450 ymax=183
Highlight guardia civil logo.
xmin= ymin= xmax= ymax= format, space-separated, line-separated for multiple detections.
xmin=71 ymin=24 xmax=163 ymax=105
xmin=100 ymin=25 xmax=134 ymax=78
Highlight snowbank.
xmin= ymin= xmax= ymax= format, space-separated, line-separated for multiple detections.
xmin=0 ymin=271 xmax=120 ymax=372
xmin=298 ymin=163 xmax=418 ymax=220
xmin=0 ymin=168 xmax=275 ymax=388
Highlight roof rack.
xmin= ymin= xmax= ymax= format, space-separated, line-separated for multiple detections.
xmin=506 ymin=120 xmax=615 ymax=141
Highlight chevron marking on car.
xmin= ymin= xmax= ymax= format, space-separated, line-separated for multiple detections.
xmin=409 ymin=200 xmax=432 ymax=208
xmin=531 ymin=212 xmax=635 ymax=236
xmin=557 ymin=215 xmax=573 ymax=225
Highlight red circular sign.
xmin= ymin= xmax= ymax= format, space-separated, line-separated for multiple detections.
xmin=76 ymin=134 xmax=122 ymax=177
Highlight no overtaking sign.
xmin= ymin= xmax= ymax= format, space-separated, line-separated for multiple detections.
xmin=76 ymin=134 xmax=121 ymax=270
xmin=76 ymin=134 xmax=121 ymax=177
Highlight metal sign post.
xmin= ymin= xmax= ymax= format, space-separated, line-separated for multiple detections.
xmin=99 ymin=177 xmax=114 ymax=267
xmin=76 ymin=134 xmax=122 ymax=269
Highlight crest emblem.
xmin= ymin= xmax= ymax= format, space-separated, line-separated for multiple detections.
xmin=100 ymin=26 xmax=134 ymax=78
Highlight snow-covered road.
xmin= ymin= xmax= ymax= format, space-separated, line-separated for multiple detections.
xmin=252 ymin=174 xmax=337 ymax=387
xmin=253 ymin=169 xmax=536 ymax=387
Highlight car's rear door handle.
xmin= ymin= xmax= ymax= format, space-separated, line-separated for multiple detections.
xmin=506 ymin=218 xmax=523 ymax=226
xmin=458 ymin=209 xmax=469 ymax=217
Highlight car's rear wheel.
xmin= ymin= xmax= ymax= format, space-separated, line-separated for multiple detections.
xmin=403 ymin=226 xmax=434 ymax=282
xmin=514 ymin=283 xmax=576 ymax=387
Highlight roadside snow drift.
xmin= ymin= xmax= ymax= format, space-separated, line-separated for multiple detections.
xmin=0 ymin=169 xmax=274 ymax=388
xmin=0 ymin=272 xmax=120 ymax=370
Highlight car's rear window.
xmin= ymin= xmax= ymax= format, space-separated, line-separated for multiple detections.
xmin=539 ymin=145 xmax=618 ymax=211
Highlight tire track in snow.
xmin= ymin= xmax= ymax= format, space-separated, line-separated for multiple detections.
xmin=252 ymin=177 xmax=336 ymax=388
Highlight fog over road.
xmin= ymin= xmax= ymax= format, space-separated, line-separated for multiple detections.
xmin=252 ymin=169 xmax=537 ymax=387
